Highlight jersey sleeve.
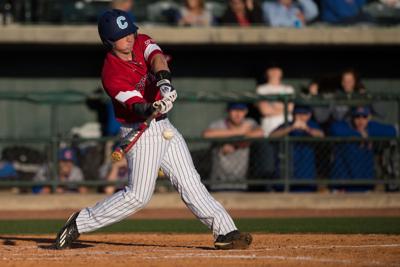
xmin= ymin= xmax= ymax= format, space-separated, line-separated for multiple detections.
xmin=139 ymin=34 xmax=163 ymax=64
xmin=102 ymin=72 xmax=146 ymax=106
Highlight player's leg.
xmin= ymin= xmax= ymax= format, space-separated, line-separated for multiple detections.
xmin=55 ymin=123 xmax=167 ymax=249
xmin=76 ymin=125 xmax=167 ymax=233
xmin=160 ymin=122 xmax=251 ymax=248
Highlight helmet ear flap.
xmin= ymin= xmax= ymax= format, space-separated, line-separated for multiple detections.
xmin=104 ymin=40 xmax=114 ymax=50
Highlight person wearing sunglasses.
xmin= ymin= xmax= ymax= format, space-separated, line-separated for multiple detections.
xmin=329 ymin=106 xmax=397 ymax=192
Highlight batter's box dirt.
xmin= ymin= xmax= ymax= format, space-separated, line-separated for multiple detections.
xmin=1 ymin=234 xmax=400 ymax=267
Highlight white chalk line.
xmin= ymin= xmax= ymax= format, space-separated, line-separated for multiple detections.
xmin=2 ymin=243 xmax=400 ymax=266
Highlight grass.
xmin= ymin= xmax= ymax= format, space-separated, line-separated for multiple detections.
xmin=0 ymin=217 xmax=399 ymax=235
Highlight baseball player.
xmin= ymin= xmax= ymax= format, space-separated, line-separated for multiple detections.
xmin=55 ymin=9 xmax=252 ymax=250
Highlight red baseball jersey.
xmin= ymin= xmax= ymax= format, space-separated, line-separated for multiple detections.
xmin=101 ymin=34 xmax=163 ymax=124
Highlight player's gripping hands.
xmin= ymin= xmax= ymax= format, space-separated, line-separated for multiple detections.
xmin=156 ymin=70 xmax=177 ymax=103
xmin=153 ymin=98 xmax=173 ymax=114
xmin=153 ymin=70 xmax=177 ymax=114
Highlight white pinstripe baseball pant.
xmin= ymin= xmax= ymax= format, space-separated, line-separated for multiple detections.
xmin=75 ymin=118 xmax=237 ymax=237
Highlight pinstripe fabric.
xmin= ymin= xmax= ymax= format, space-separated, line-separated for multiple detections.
xmin=76 ymin=119 xmax=237 ymax=237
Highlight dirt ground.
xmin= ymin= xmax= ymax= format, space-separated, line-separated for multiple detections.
xmin=0 ymin=233 xmax=399 ymax=267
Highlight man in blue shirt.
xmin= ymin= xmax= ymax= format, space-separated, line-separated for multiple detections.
xmin=262 ymin=0 xmax=319 ymax=27
xmin=321 ymin=0 xmax=371 ymax=24
xmin=330 ymin=106 xmax=396 ymax=191
xmin=271 ymin=105 xmax=324 ymax=191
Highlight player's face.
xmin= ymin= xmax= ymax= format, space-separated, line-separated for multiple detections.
xmin=114 ymin=33 xmax=135 ymax=54
xmin=229 ymin=109 xmax=247 ymax=125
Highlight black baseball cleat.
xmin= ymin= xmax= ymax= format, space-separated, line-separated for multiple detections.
xmin=55 ymin=212 xmax=80 ymax=250
xmin=214 ymin=230 xmax=253 ymax=250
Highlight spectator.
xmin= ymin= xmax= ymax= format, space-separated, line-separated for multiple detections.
xmin=330 ymin=106 xmax=397 ymax=192
xmin=364 ymin=0 xmax=400 ymax=25
xmin=270 ymin=105 xmax=324 ymax=192
xmin=99 ymin=153 xmax=128 ymax=195
xmin=33 ymin=148 xmax=87 ymax=194
xmin=262 ymin=0 xmax=318 ymax=27
xmin=331 ymin=68 xmax=365 ymax=122
xmin=256 ymin=64 xmax=295 ymax=137
xmin=203 ymin=103 xmax=264 ymax=190
xmin=0 ymin=160 xmax=17 ymax=180
xmin=300 ymin=80 xmax=331 ymax=126
xmin=111 ymin=0 xmax=133 ymax=11
xmin=86 ymin=88 xmax=121 ymax=137
xmin=178 ymin=0 xmax=213 ymax=26
xmin=111 ymin=0 xmax=136 ymax=22
xmin=320 ymin=0 xmax=372 ymax=25
xmin=220 ymin=0 xmax=264 ymax=26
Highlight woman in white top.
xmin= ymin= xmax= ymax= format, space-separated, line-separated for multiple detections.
xmin=256 ymin=65 xmax=295 ymax=136
xmin=179 ymin=0 xmax=213 ymax=26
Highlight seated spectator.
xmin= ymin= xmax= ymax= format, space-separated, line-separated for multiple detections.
xmin=99 ymin=153 xmax=128 ymax=195
xmin=33 ymin=148 xmax=87 ymax=194
xmin=321 ymin=0 xmax=372 ymax=25
xmin=330 ymin=106 xmax=397 ymax=192
xmin=364 ymin=0 xmax=400 ymax=25
xmin=111 ymin=0 xmax=135 ymax=22
xmin=111 ymin=0 xmax=133 ymax=11
xmin=256 ymin=63 xmax=295 ymax=137
xmin=270 ymin=105 xmax=324 ymax=192
xmin=0 ymin=160 xmax=17 ymax=180
xmin=178 ymin=0 xmax=213 ymax=26
xmin=220 ymin=0 xmax=264 ymax=26
xmin=300 ymin=80 xmax=331 ymax=126
xmin=331 ymin=68 xmax=365 ymax=122
xmin=203 ymin=103 xmax=264 ymax=190
xmin=262 ymin=0 xmax=319 ymax=27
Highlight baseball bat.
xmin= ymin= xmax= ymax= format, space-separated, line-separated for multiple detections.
xmin=111 ymin=109 xmax=160 ymax=162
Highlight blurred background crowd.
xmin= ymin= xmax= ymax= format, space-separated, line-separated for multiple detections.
xmin=0 ymin=0 xmax=400 ymax=26
xmin=0 ymin=0 xmax=399 ymax=195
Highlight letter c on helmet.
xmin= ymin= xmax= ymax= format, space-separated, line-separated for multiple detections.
xmin=116 ymin=16 xmax=128 ymax=29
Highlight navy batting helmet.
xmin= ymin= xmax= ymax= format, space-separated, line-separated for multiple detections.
xmin=98 ymin=9 xmax=138 ymax=50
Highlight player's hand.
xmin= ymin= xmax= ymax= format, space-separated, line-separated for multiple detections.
xmin=157 ymin=79 xmax=178 ymax=102
xmin=153 ymin=98 xmax=173 ymax=114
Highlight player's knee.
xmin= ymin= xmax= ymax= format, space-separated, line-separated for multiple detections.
xmin=122 ymin=187 xmax=152 ymax=208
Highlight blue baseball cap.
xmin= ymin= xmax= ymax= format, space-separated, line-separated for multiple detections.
xmin=293 ymin=105 xmax=311 ymax=114
xmin=227 ymin=103 xmax=248 ymax=110
xmin=352 ymin=106 xmax=371 ymax=117
xmin=58 ymin=148 xmax=77 ymax=163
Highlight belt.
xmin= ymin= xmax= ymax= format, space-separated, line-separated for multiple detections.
xmin=155 ymin=114 xmax=167 ymax=121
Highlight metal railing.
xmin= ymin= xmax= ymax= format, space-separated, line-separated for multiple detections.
xmin=1 ymin=90 xmax=400 ymax=192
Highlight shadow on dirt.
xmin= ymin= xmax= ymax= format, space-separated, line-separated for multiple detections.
xmin=0 ymin=236 xmax=214 ymax=250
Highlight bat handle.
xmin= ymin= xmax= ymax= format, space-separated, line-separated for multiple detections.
xmin=111 ymin=147 xmax=124 ymax=162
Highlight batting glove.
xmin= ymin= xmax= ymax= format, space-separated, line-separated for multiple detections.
xmin=156 ymin=70 xmax=178 ymax=102
xmin=153 ymin=98 xmax=173 ymax=114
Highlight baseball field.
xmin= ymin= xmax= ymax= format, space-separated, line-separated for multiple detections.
xmin=0 ymin=193 xmax=399 ymax=266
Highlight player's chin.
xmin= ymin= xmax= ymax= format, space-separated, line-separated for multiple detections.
xmin=119 ymin=46 xmax=133 ymax=54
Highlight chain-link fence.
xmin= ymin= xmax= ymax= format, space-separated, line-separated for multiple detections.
xmin=1 ymin=90 xmax=400 ymax=193
xmin=190 ymin=137 xmax=400 ymax=192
